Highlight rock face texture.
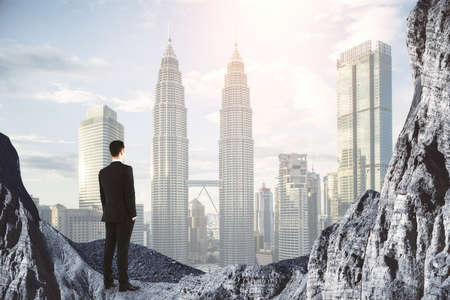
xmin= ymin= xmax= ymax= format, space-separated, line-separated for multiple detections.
xmin=177 ymin=256 xmax=309 ymax=299
xmin=71 ymin=239 xmax=204 ymax=283
xmin=0 ymin=133 xmax=60 ymax=300
xmin=307 ymin=0 xmax=450 ymax=299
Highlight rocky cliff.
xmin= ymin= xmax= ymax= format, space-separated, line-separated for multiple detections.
xmin=71 ymin=239 xmax=203 ymax=283
xmin=0 ymin=133 xmax=60 ymax=300
xmin=307 ymin=0 xmax=450 ymax=299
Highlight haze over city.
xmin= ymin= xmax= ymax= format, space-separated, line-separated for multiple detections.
xmin=1 ymin=0 xmax=415 ymax=214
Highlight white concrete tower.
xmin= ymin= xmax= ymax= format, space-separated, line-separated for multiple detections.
xmin=151 ymin=35 xmax=189 ymax=263
xmin=219 ymin=42 xmax=255 ymax=265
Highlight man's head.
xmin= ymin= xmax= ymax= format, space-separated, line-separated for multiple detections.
xmin=110 ymin=140 xmax=125 ymax=160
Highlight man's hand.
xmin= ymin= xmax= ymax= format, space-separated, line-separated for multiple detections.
xmin=131 ymin=216 xmax=136 ymax=222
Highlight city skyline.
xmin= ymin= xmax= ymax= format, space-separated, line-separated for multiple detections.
xmin=0 ymin=0 xmax=416 ymax=214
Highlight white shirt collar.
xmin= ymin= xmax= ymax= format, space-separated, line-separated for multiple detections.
xmin=112 ymin=157 xmax=121 ymax=162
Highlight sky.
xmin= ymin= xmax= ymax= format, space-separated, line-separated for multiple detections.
xmin=0 ymin=0 xmax=417 ymax=214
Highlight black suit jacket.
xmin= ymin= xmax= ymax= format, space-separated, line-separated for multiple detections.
xmin=99 ymin=161 xmax=136 ymax=223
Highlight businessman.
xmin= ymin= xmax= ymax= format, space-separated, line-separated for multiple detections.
xmin=99 ymin=140 xmax=140 ymax=292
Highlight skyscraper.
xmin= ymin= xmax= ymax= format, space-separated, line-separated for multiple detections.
xmin=324 ymin=172 xmax=339 ymax=223
xmin=188 ymin=198 xmax=208 ymax=264
xmin=337 ymin=40 xmax=392 ymax=217
xmin=306 ymin=170 xmax=320 ymax=240
xmin=273 ymin=185 xmax=280 ymax=262
xmin=278 ymin=153 xmax=316 ymax=260
xmin=131 ymin=204 xmax=145 ymax=245
xmin=254 ymin=183 xmax=273 ymax=250
xmin=219 ymin=43 xmax=255 ymax=265
xmin=79 ymin=105 xmax=124 ymax=209
xmin=151 ymin=36 xmax=188 ymax=263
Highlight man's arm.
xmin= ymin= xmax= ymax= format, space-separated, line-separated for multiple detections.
xmin=124 ymin=166 xmax=137 ymax=219
xmin=99 ymin=171 xmax=105 ymax=208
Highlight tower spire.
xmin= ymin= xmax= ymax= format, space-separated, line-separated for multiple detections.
xmin=168 ymin=23 xmax=171 ymax=44
xmin=234 ymin=25 xmax=238 ymax=48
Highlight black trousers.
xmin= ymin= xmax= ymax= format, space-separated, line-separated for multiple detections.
xmin=103 ymin=220 xmax=134 ymax=285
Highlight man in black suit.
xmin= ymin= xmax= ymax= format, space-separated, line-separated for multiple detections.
xmin=99 ymin=140 xmax=140 ymax=292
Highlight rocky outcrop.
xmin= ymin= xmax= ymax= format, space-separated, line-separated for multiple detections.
xmin=307 ymin=190 xmax=380 ymax=299
xmin=177 ymin=256 xmax=309 ymax=299
xmin=0 ymin=133 xmax=60 ymax=300
xmin=40 ymin=221 xmax=181 ymax=299
xmin=71 ymin=239 xmax=203 ymax=283
xmin=307 ymin=0 xmax=450 ymax=299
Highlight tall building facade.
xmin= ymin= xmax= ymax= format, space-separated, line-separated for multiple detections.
xmin=51 ymin=204 xmax=104 ymax=242
xmin=306 ymin=171 xmax=320 ymax=240
xmin=254 ymin=183 xmax=273 ymax=250
xmin=219 ymin=43 xmax=255 ymax=265
xmin=324 ymin=172 xmax=339 ymax=222
xmin=278 ymin=154 xmax=317 ymax=260
xmin=337 ymin=40 xmax=392 ymax=217
xmin=273 ymin=185 xmax=280 ymax=262
xmin=131 ymin=204 xmax=145 ymax=245
xmin=151 ymin=36 xmax=189 ymax=263
xmin=79 ymin=105 xmax=124 ymax=209
xmin=188 ymin=198 xmax=208 ymax=264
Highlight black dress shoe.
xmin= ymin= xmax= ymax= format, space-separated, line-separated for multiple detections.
xmin=119 ymin=282 xmax=140 ymax=292
xmin=104 ymin=282 xmax=117 ymax=289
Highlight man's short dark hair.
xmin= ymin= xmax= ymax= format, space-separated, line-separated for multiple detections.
xmin=110 ymin=140 xmax=124 ymax=157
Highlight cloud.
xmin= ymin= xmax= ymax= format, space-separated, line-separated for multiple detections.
xmin=34 ymin=84 xmax=152 ymax=112
xmin=325 ymin=2 xmax=405 ymax=60
xmin=19 ymin=152 xmax=77 ymax=178
xmin=184 ymin=68 xmax=225 ymax=105
xmin=35 ymin=83 xmax=107 ymax=104
xmin=10 ymin=134 xmax=74 ymax=144
xmin=0 ymin=42 xmax=107 ymax=74
xmin=112 ymin=91 xmax=152 ymax=112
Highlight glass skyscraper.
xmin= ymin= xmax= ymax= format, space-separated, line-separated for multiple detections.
xmin=78 ymin=105 xmax=124 ymax=210
xmin=337 ymin=40 xmax=392 ymax=217
xmin=151 ymin=36 xmax=189 ymax=263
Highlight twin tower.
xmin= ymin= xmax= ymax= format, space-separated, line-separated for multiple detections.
xmin=151 ymin=37 xmax=255 ymax=265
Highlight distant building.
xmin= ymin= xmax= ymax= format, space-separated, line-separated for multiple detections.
xmin=256 ymin=249 xmax=273 ymax=265
xmin=307 ymin=170 xmax=320 ymax=240
xmin=206 ymin=213 xmax=219 ymax=241
xmin=79 ymin=105 xmax=124 ymax=210
xmin=188 ymin=199 xmax=208 ymax=264
xmin=273 ymin=185 xmax=280 ymax=262
xmin=337 ymin=41 xmax=392 ymax=219
xmin=144 ymin=223 xmax=151 ymax=248
xmin=278 ymin=153 xmax=318 ymax=260
xmin=324 ymin=172 xmax=339 ymax=222
xmin=30 ymin=194 xmax=52 ymax=223
xmin=38 ymin=205 xmax=52 ymax=224
xmin=254 ymin=231 xmax=264 ymax=253
xmin=51 ymin=204 xmax=104 ymax=242
xmin=318 ymin=215 xmax=332 ymax=233
xmin=131 ymin=204 xmax=145 ymax=245
xmin=254 ymin=183 xmax=274 ymax=250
